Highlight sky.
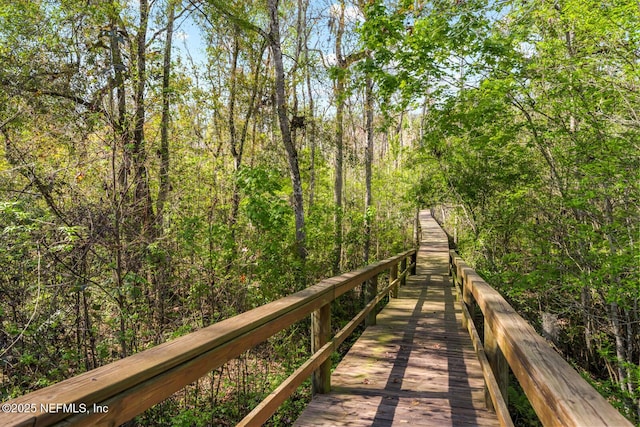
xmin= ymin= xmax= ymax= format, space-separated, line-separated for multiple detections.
xmin=166 ymin=0 xmax=355 ymax=115
xmin=173 ymin=8 xmax=207 ymax=66
xmin=170 ymin=0 xmax=363 ymax=67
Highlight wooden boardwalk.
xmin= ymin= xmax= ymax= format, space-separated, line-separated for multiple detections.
xmin=294 ymin=211 xmax=499 ymax=426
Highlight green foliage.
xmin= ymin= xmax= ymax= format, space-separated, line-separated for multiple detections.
xmin=8 ymin=0 xmax=636 ymax=424
xmin=360 ymin=0 xmax=640 ymax=420
xmin=265 ymin=383 xmax=311 ymax=426
xmin=237 ymin=166 xmax=291 ymax=232
xmin=507 ymin=382 xmax=542 ymax=426
xmin=170 ymin=408 xmax=211 ymax=427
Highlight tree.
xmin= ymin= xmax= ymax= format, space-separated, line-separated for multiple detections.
xmin=200 ymin=0 xmax=308 ymax=262
xmin=363 ymin=74 xmax=374 ymax=264
xmin=360 ymin=0 xmax=639 ymax=420
xmin=268 ymin=0 xmax=307 ymax=262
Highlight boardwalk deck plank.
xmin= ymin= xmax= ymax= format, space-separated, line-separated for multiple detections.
xmin=293 ymin=211 xmax=500 ymax=427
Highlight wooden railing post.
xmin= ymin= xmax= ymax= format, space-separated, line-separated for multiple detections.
xmin=410 ymin=251 xmax=417 ymax=275
xmin=311 ymin=304 xmax=331 ymax=394
xmin=365 ymin=275 xmax=378 ymax=327
xmin=460 ymin=264 xmax=474 ymax=330
xmin=414 ymin=208 xmax=420 ymax=247
xmin=390 ymin=264 xmax=399 ymax=298
xmin=400 ymin=258 xmax=407 ymax=287
xmin=450 ymin=256 xmax=461 ymax=304
xmin=484 ymin=319 xmax=509 ymax=411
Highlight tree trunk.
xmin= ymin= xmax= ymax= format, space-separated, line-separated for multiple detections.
xmin=133 ymin=0 xmax=154 ymax=234
xmin=108 ymin=11 xmax=129 ymax=359
xmin=268 ymin=0 xmax=307 ymax=261
xmin=301 ymin=0 xmax=315 ymax=213
xmin=153 ymin=0 xmax=175 ymax=341
xmin=229 ymin=27 xmax=242 ymax=235
xmin=157 ymin=0 xmax=174 ymax=224
xmin=363 ymin=75 xmax=374 ymax=264
xmin=332 ymin=0 xmax=346 ymax=275
xmin=609 ymin=302 xmax=627 ymax=391
xmin=306 ymin=43 xmax=316 ymax=213
xmin=290 ymin=0 xmax=306 ymax=145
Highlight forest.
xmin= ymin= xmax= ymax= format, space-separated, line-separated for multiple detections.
xmin=0 ymin=0 xmax=638 ymax=425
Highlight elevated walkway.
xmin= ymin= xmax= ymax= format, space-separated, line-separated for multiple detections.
xmin=3 ymin=210 xmax=629 ymax=426
xmin=294 ymin=211 xmax=499 ymax=426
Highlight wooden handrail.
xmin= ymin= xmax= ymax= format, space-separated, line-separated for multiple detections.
xmin=238 ymin=257 xmax=414 ymax=426
xmin=451 ymin=270 xmax=513 ymax=427
xmin=449 ymin=250 xmax=632 ymax=427
xmin=0 ymin=249 xmax=416 ymax=427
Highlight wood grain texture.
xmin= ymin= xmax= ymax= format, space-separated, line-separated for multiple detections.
xmin=294 ymin=211 xmax=500 ymax=426
xmin=312 ymin=304 xmax=332 ymax=395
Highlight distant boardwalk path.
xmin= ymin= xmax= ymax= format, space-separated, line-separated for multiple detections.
xmin=294 ymin=210 xmax=499 ymax=426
